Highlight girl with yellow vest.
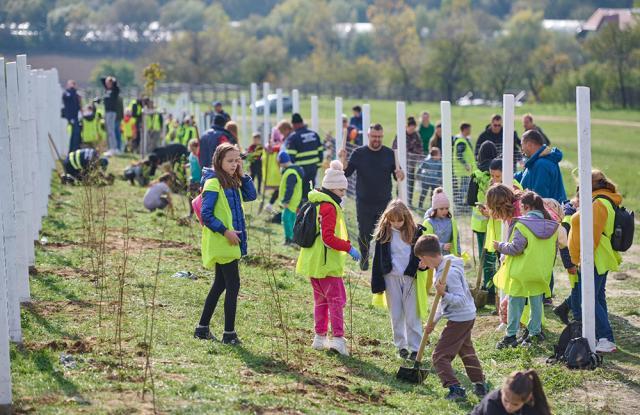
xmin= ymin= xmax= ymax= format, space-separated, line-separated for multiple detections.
xmin=81 ymin=104 xmax=104 ymax=148
xmin=276 ymin=151 xmax=304 ymax=245
xmin=371 ymin=200 xmax=428 ymax=360
xmin=296 ymin=160 xmax=360 ymax=356
xmin=568 ymin=170 xmax=622 ymax=353
xmin=195 ymin=143 xmax=257 ymax=345
xmin=493 ymin=191 xmax=558 ymax=349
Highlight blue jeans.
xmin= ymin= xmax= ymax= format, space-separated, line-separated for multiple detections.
xmin=68 ymin=118 xmax=81 ymax=152
xmin=507 ymin=294 xmax=543 ymax=337
xmin=115 ymin=119 xmax=122 ymax=151
xmin=570 ymin=268 xmax=614 ymax=342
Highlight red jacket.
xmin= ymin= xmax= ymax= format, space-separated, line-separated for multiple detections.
xmin=319 ymin=202 xmax=351 ymax=252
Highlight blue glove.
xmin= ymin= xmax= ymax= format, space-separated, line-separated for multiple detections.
xmin=348 ymin=246 xmax=361 ymax=261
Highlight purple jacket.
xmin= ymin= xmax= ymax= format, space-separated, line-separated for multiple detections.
xmin=497 ymin=211 xmax=558 ymax=256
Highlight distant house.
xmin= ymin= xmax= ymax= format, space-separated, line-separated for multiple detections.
xmin=578 ymin=8 xmax=639 ymax=36
xmin=542 ymin=19 xmax=582 ymax=34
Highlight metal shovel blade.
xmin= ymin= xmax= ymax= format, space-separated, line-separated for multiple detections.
xmin=396 ymin=362 xmax=429 ymax=384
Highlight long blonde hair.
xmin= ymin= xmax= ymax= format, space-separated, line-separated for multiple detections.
xmin=373 ymin=200 xmax=417 ymax=244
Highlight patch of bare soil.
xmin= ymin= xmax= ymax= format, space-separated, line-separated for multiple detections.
xmin=565 ymin=380 xmax=640 ymax=414
xmin=25 ymin=337 xmax=96 ymax=354
xmin=23 ymin=299 xmax=94 ymax=317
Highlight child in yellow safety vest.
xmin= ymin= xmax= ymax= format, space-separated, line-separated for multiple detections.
xmin=296 ymin=160 xmax=360 ymax=356
xmin=276 ymin=151 xmax=304 ymax=245
xmin=80 ymin=104 xmax=104 ymax=148
xmin=120 ymin=109 xmax=137 ymax=152
xmin=371 ymin=200 xmax=428 ymax=360
xmin=195 ymin=143 xmax=257 ymax=345
xmin=493 ymin=191 xmax=558 ymax=349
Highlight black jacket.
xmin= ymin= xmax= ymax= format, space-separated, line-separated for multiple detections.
xmin=62 ymin=88 xmax=81 ymax=120
xmin=475 ymin=125 xmax=521 ymax=159
xmin=100 ymin=78 xmax=120 ymax=112
xmin=371 ymin=225 xmax=426 ymax=294
xmin=470 ymin=389 xmax=540 ymax=415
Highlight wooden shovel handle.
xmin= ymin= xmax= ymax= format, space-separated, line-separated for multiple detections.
xmin=415 ymin=259 xmax=451 ymax=363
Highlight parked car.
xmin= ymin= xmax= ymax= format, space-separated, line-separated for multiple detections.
xmin=254 ymin=94 xmax=292 ymax=115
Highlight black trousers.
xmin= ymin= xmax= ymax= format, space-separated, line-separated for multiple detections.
xmin=356 ymin=200 xmax=389 ymax=263
xmin=198 ymin=260 xmax=240 ymax=332
xmin=301 ymin=165 xmax=318 ymax=199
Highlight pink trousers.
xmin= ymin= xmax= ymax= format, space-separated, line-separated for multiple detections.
xmin=310 ymin=277 xmax=346 ymax=337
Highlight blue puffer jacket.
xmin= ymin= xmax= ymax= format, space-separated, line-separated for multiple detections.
xmin=515 ymin=145 xmax=567 ymax=201
xmin=200 ymin=168 xmax=257 ymax=256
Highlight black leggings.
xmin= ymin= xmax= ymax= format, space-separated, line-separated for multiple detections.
xmin=198 ymin=260 xmax=240 ymax=332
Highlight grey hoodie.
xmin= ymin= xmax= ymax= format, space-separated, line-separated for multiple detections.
xmin=434 ymin=255 xmax=476 ymax=323
xmin=497 ymin=210 xmax=558 ymax=256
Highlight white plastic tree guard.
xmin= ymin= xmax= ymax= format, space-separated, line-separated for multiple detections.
xmin=262 ymin=82 xmax=270 ymax=147
xmin=362 ymin=103 xmax=370 ymax=147
xmin=240 ymin=93 xmax=248 ymax=148
xmin=310 ymin=95 xmax=319 ymax=133
xmin=501 ymin=94 xmax=515 ymax=243
xmin=334 ymin=97 xmax=343 ymax=159
xmin=292 ymin=89 xmax=299 ymax=114
xmin=396 ymin=101 xmax=408 ymax=204
xmin=276 ymin=88 xmax=283 ymax=121
xmin=250 ymin=82 xmax=258 ymax=135
xmin=576 ymin=86 xmax=596 ymax=351
xmin=440 ymin=101 xmax=454 ymax=214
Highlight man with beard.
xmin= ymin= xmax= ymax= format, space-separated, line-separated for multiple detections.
xmin=339 ymin=123 xmax=405 ymax=271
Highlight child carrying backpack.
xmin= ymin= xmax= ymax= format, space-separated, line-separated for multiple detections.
xmin=568 ymin=170 xmax=628 ymax=353
xmin=296 ymin=160 xmax=360 ymax=356
xmin=371 ymin=200 xmax=427 ymax=360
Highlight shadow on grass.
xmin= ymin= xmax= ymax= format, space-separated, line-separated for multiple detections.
xmin=12 ymin=348 xmax=82 ymax=399
xmin=23 ymin=303 xmax=77 ymax=339
xmin=33 ymin=273 xmax=90 ymax=305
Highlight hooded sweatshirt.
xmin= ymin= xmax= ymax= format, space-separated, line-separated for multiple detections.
xmin=466 ymin=141 xmax=497 ymax=206
xmin=434 ymin=255 xmax=476 ymax=323
xmin=515 ymin=146 xmax=567 ymax=201
xmin=568 ymin=188 xmax=623 ymax=266
xmin=496 ymin=210 xmax=559 ymax=256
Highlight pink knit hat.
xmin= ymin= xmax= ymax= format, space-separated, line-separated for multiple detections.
xmin=431 ymin=187 xmax=450 ymax=209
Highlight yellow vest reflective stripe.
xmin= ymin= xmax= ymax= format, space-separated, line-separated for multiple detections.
xmin=422 ymin=217 xmax=460 ymax=257
xmin=279 ymin=167 xmax=303 ymax=212
xmin=201 ymin=178 xmax=242 ymax=268
xmin=452 ymin=136 xmax=475 ymax=177
xmin=470 ymin=170 xmax=491 ymax=232
xmin=484 ymin=179 xmax=522 ymax=251
xmin=296 ymin=190 xmax=347 ymax=278
xmin=594 ymin=198 xmax=622 ymax=274
xmin=262 ymin=150 xmax=282 ymax=187
xmin=69 ymin=150 xmax=83 ymax=170
xmin=493 ymin=221 xmax=557 ymax=297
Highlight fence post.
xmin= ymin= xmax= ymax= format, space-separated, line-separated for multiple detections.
xmin=576 ymin=86 xmax=596 ymax=352
xmin=240 ymin=93 xmax=247 ymax=148
xmin=311 ymin=95 xmax=319 ymax=133
xmin=501 ymin=94 xmax=515 ymax=242
xmin=362 ymin=103 xmax=370 ymax=147
xmin=262 ymin=82 xmax=270 ymax=147
xmin=334 ymin=97 xmax=343 ymax=160
xmin=250 ymin=82 xmax=258 ymax=135
xmin=292 ymin=89 xmax=299 ymax=113
xmin=396 ymin=101 xmax=408 ymax=204
xmin=440 ymin=101 xmax=454 ymax=214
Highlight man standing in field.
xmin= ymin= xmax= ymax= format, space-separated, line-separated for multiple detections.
xmin=419 ymin=111 xmax=435 ymax=154
xmin=62 ymin=80 xmax=82 ymax=152
xmin=339 ymin=123 xmax=405 ymax=271
xmin=523 ymin=113 xmax=550 ymax=146
xmin=285 ymin=113 xmax=324 ymax=191
xmin=475 ymin=114 xmax=521 ymax=160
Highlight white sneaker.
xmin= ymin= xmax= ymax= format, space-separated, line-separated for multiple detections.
xmin=595 ymin=338 xmax=617 ymax=353
xmin=311 ymin=334 xmax=328 ymax=350
xmin=264 ymin=204 xmax=274 ymax=213
xmin=329 ymin=337 xmax=349 ymax=356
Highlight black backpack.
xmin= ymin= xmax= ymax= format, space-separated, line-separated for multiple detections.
xmin=548 ymin=321 xmax=582 ymax=362
xmin=293 ymin=202 xmax=319 ymax=248
xmin=564 ymin=337 xmax=602 ymax=370
xmin=595 ymin=195 xmax=634 ymax=252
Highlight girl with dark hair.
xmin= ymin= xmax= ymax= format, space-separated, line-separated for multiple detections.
xmin=471 ymin=369 xmax=551 ymax=415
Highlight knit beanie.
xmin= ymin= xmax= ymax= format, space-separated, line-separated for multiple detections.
xmin=277 ymin=151 xmax=291 ymax=164
xmin=322 ymin=160 xmax=348 ymax=190
xmin=431 ymin=187 xmax=450 ymax=209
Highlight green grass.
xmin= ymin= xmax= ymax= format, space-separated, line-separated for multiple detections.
xmin=12 ymin=150 xmax=640 ymax=414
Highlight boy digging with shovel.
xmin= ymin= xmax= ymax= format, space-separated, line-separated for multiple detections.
xmin=415 ymin=235 xmax=487 ymax=401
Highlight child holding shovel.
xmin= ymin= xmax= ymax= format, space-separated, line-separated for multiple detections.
xmin=371 ymin=200 xmax=428 ymax=360
xmin=276 ymin=151 xmax=304 ymax=245
xmin=296 ymin=160 xmax=360 ymax=356
xmin=415 ymin=235 xmax=486 ymax=401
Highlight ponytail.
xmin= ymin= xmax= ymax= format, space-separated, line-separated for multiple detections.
xmin=506 ymin=370 xmax=551 ymax=415
xmin=520 ymin=191 xmax=551 ymax=220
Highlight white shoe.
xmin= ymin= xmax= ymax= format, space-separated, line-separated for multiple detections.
xmin=329 ymin=337 xmax=349 ymax=356
xmin=264 ymin=204 xmax=274 ymax=213
xmin=495 ymin=322 xmax=507 ymax=332
xmin=311 ymin=334 xmax=328 ymax=350
xmin=595 ymin=338 xmax=617 ymax=353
